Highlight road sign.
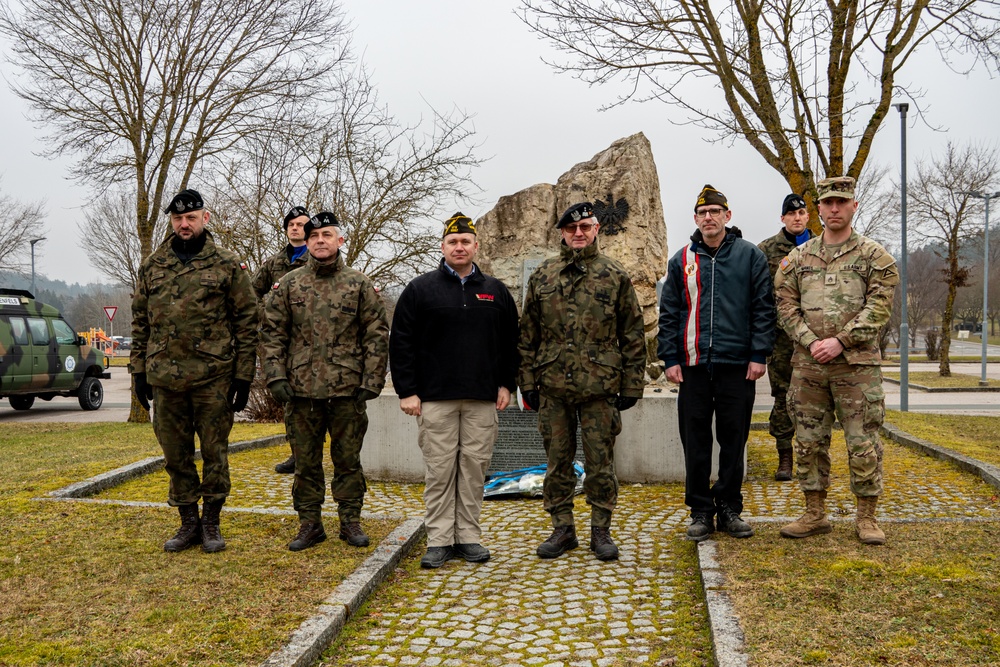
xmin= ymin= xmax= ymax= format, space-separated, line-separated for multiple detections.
xmin=104 ymin=306 xmax=118 ymax=322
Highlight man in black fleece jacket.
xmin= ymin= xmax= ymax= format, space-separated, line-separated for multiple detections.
xmin=389 ymin=212 xmax=520 ymax=569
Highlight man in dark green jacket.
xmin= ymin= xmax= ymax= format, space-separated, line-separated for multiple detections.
xmin=519 ymin=201 xmax=645 ymax=562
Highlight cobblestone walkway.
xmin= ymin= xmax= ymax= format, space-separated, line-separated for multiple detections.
xmin=96 ymin=429 xmax=1000 ymax=667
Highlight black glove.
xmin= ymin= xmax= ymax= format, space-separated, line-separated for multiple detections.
xmin=228 ymin=378 xmax=252 ymax=412
xmin=615 ymin=395 xmax=638 ymax=411
xmin=268 ymin=379 xmax=295 ymax=404
xmin=133 ymin=372 xmax=153 ymax=411
xmin=356 ymin=388 xmax=380 ymax=402
xmin=522 ymin=390 xmax=540 ymax=412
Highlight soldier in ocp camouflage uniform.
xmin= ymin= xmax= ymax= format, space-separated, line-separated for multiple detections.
xmin=519 ymin=202 xmax=645 ymax=562
xmin=130 ymin=188 xmax=258 ymax=554
xmin=261 ymin=211 xmax=389 ymax=552
xmin=758 ymin=194 xmax=814 ymax=481
xmin=251 ymin=205 xmax=311 ymax=475
xmin=775 ymin=176 xmax=899 ymax=545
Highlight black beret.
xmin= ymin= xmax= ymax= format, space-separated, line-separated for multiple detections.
xmin=164 ymin=189 xmax=204 ymax=214
xmin=557 ymin=202 xmax=595 ymax=228
xmin=304 ymin=211 xmax=340 ymax=237
xmin=694 ymin=184 xmax=728 ymax=212
xmin=443 ymin=212 xmax=476 ymax=237
xmin=283 ymin=206 xmax=310 ymax=230
xmin=781 ymin=194 xmax=807 ymax=216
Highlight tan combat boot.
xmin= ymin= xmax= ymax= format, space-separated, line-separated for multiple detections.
xmin=780 ymin=490 xmax=832 ymax=538
xmin=855 ymin=496 xmax=886 ymax=545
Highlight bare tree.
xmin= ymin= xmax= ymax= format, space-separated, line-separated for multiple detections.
xmin=0 ymin=0 xmax=350 ymax=262
xmin=0 ymin=182 xmax=46 ymax=273
xmin=78 ymin=190 xmax=169 ymax=290
xmin=905 ymin=247 xmax=948 ymax=346
xmin=520 ymin=0 xmax=1000 ymax=233
xmin=908 ymin=142 xmax=999 ymax=375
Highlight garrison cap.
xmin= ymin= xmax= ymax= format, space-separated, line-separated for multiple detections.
xmin=304 ymin=211 xmax=340 ymax=237
xmin=283 ymin=206 xmax=310 ymax=230
xmin=443 ymin=212 xmax=476 ymax=237
xmin=781 ymin=193 xmax=807 ymax=216
xmin=557 ymin=202 xmax=595 ymax=228
xmin=816 ymin=176 xmax=856 ymax=201
xmin=694 ymin=184 xmax=728 ymax=211
xmin=164 ymin=189 xmax=204 ymax=214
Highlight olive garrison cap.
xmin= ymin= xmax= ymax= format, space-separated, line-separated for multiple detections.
xmin=694 ymin=184 xmax=728 ymax=212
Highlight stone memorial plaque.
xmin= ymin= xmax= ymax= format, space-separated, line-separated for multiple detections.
xmin=488 ymin=406 xmax=584 ymax=474
xmin=521 ymin=258 xmax=543 ymax=305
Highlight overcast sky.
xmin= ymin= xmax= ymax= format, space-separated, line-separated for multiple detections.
xmin=1 ymin=0 xmax=998 ymax=286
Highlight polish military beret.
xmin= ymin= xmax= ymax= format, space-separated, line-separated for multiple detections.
xmin=304 ymin=211 xmax=340 ymax=237
xmin=164 ymin=189 xmax=204 ymax=214
xmin=781 ymin=194 xmax=807 ymax=216
xmin=816 ymin=176 xmax=856 ymax=201
xmin=694 ymin=184 xmax=728 ymax=212
xmin=557 ymin=202 xmax=594 ymax=228
xmin=283 ymin=206 xmax=310 ymax=230
xmin=443 ymin=212 xmax=476 ymax=237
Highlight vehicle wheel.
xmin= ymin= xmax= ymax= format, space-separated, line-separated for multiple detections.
xmin=9 ymin=395 xmax=35 ymax=410
xmin=78 ymin=376 xmax=104 ymax=411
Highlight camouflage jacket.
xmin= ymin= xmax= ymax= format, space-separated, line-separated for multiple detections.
xmin=758 ymin=228 xmax=813 ymax=351
xmin=261 ymin=252 xmax=389 ymax=399
xmin=518 ymin=242 xmax=645 ymax=401
xmin=775 ymin=230 xmax=899 ymax=365
xmin=130 ymin=231 xmax=258 ymax=391
xmin=251 ymin=245 xmax=308 ymax=300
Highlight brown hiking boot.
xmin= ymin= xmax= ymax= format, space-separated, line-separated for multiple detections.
xmin=855 ymin=496 xmax=886 ymax=545
xmin=589 ymin=526 xmax=619 ymax=561
xmin=536 ymin=525 xmax=578 ymax=558
xmin=339 ymin=521 xmax=370 ymax=547
xmin=164 ymin=503 xmax=202 ymax=552
xmin=201 ymin=499 xmax=226 ymax=553
xmin=288 ymin=521 xmax=327 ymax=551
xmin=774 ymin=448 xmax=794 ymax=481
xmin=780 ymin=490 xmax=832 ymax=538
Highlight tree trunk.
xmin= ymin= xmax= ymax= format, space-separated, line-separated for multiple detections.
xmin=939 ymin=283 xmax=957 ymax=377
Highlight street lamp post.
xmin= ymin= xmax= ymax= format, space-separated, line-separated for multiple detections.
xmin=964 ymin=191 xmax=1000 ymax=387
xmin=893 ymin=102 xmax=909 ymax=411
xmin=29 ymin=237 xmax=46 ymax=296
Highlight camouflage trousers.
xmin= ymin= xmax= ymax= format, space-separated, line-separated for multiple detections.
xmin=287 ymin=396 xmax=369 ymax=523
xmin=788 ymin=362 xmax=885 ymax=496
xmin=766 ymin=332 xmax=795 ymax=450
xmin=152 ymin=375 xmax=233 ymax=506
xmin=537 ymin=394 xmax=621 ymax=529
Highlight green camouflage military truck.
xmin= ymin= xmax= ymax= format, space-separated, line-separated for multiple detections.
xmin=0 ymin=288 xmax=110 ymax=410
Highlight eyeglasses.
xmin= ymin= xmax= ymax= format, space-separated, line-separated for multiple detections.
xmin=562 ymin=222 xmax=596 ymax=234
xmin=695 ymin=208 xmax=726 ymax=219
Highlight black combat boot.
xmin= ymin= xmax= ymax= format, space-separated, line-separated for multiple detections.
xmin=717 ymin=505 xmax=754 ymax=538
xmin=536 ymin=525 xmax=578 ymax=558
xmin=164 ymin=503 xmax=202 ymax=552
xmin=201 ymin=499 xmax=227 ymax=553
xmin=589 ymin=526 xmax=619 ymax=561
xmin=288 ymin=521 xmax=327 ymax=551
xmin=274 ymin=454 xmax=295 ymax=474
xmin=339 ymin=521 xmax=370 ymax=547
xmin=685 ymin=513 xmax=714 ymax=542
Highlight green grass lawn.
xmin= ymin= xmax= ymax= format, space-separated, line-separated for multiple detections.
xmin=883 ymin=371 xmax=1000 ymax=388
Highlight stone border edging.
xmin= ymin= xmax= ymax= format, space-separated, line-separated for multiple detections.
xmin=882 ymin=378 xmax=1000 ymax=392
xmin=881 ymin=423 xmax=1000 ymax=492
xmin=47 ymin=434 xmax=286 ymax=499
xmin=697 ymin=540 xmax=749 ymax=667
xmin=259 ymin=517 xmax=426 ymax=667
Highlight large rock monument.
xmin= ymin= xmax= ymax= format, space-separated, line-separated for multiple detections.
xmin=476 ymin=132 xmax=668 ymax=371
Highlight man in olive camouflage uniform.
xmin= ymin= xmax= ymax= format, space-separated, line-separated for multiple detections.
xmin=252 ymin=205 xmax=311 ymax=475
xmin=775 ymin=176 xmax=899 ymax=545
xmin=758 ymin=194 xmax=813 ymax=481
xmin=261 ymin=211 xmax=389 ymax=552
xmin=131 ymin=188 xmax=258 ymax=554
xmin=519 ymin=202 xmax=646 ymax=561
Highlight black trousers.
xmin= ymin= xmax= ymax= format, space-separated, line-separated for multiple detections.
xmin=677 ymin=363 xmax=756 ymax=517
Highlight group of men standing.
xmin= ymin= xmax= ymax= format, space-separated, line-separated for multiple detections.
xmin=658 ymin=178 xmax=898 ymax=546
xmin=130 ymin=173 xmax=897 ymax=562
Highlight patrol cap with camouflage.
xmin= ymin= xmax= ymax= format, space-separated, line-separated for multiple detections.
xmin=816 ymin=176 xmax=856 ymax=201
xmin=304 ymin=211 xmax=340 ymax=237
xmin=781 ymin=193 xmax=807 ymax=215
xmin=694 ymin=184 xmax=728 ymax=211
xmin=557 ymin=202 xmax=594 ymax=228
xmin=443 ymin=212 xmax=476 ymax=237
xmin=164 ymin=189 xmax=204 ymax=214
xmin=283 ymin=206 xmax=310 ymax=230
